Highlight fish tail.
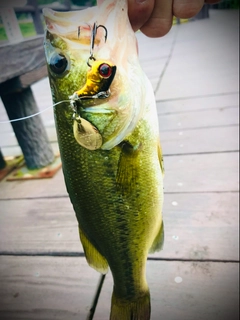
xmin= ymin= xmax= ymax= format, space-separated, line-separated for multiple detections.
xmin=110 ymin=289 xmax=151 ymax=320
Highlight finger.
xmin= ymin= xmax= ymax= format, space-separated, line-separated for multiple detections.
xmin=173 ymin=0 xmax=205 ymax=18
xmin=140 ymin=0 xmax=173 ymax=38
xmin=127 ymin=0 xmax=155 ymax=32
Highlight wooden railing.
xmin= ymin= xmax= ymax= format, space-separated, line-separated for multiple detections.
xmin=13 ymin=0 xmax=93 ymax=35
xmin=0 ymin=1 xmax=95 ymax=171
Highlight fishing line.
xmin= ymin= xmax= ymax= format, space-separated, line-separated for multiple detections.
xmin=0 ymin=100 xmax=71 ymax=124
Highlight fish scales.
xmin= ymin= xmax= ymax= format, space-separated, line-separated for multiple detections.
xmin=43 ymin=0 xmax=164 ymax=319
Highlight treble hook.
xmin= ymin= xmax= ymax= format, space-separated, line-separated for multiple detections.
xmin=90 ymin=23 xmax=108 ymax=53
xmin=87 ymin=22 xmax=108 ymax=67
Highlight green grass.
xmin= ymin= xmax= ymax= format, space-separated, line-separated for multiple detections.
xmin=19 ymin=22 xmax=36 ymax=37
xmin=0 ymin=26 xmax=7 ymax=41
xmin=0 ymin=21 xmax=36 ymax=41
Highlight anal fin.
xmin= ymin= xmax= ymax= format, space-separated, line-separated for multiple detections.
xmin=79 ymin=227 xmax=109 ymax=274
xmin=149 ymin=221 xmax=164 ymax=253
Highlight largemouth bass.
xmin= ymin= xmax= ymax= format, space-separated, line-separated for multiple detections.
xmin=43 ymin=1 xmax=164 ymax=319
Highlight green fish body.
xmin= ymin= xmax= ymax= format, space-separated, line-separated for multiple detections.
xmin=43 ymin=1 xmax=164 ymax=319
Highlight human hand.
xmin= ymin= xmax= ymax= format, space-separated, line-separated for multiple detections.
xmin=97 ymin=0 xmax=220 ymax=37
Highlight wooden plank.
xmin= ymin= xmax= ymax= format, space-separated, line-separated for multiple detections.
xmin=0 ymin=152 xmax=238 ymax=199
xmin=153 ymin=192 xmax=239 ymax=260
xmin=0 ymin=165 xmax=67 ymax=199
xmin=0 ymin=35 xmax=45 ymax=84
xmin=20 ymin=65 xmax=48 ymax=90
xmin=163 ymin=152 xmax=239 ymax=193
xmin=95 ymin=260 xmax=239 ymax=320
xmin=158 ymin=106 xmax=238 ymax=131
xmin=161 ymin=126 xmax=238 ymax=155
xmin=0 ymin=192 xmax=238 ymax=261
xmin=0 ymin=197 xmax=81 ymax=254
xmin=0 ymin=256 xmax=100 ymax=320
xmin=157 ymin=93 xmax=239 ymax=114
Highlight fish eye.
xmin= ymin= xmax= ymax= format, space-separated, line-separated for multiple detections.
xmin=99 ymin=63 xmax=112 ymax=78
xmin=49 ymin=52 xmax=69 ymax=75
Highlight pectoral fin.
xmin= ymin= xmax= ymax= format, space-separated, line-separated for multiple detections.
xmin=149 ymin=221 xmax=164 ymax=253
xmin=79 ymin=227 xmax=109 ymax=274
xmin=116 ymin=141 xmax=141 ymax=195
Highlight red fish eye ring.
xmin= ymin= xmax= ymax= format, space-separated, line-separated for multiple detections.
xmin=99 ymin=63 xmax=112 ymax=78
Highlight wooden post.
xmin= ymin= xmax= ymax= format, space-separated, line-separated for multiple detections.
xmin=27 ymin=0 xmax=44 ymax=34
xmin=0 ymin=149 xmax=6 ymax=170
xmin=0 ymin=6 xmax=23 ymax=42
xmin=1 ymin=87 xmax=55 ymax=170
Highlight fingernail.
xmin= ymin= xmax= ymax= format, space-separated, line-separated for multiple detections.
xmin=136 ymin=0 xmax=147 ymax=3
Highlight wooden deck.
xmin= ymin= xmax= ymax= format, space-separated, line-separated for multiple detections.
xmin=0 ymin=9 xmax=239 ymax=320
